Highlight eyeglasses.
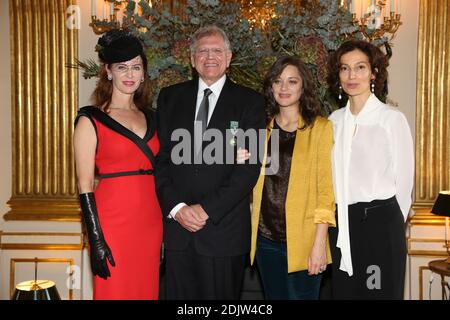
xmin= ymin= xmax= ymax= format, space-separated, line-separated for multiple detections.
xmin=195 ymin=48 xmax=226 ymax=57
xmin=111 ymin=64 xmax=143 ymax=74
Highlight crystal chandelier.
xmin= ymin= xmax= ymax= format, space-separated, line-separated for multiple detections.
xmin=340 ymin=0 xmax=402 ymax=41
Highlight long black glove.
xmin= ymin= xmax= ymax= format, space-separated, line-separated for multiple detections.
xmin=79 ymin=192 xmax=115 ymax=279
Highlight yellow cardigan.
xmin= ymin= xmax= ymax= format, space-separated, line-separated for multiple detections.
xmin=250 ymin=116 xmax=336 ymax=273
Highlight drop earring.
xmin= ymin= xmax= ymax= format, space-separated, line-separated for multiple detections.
xmin=141 ymin=78 xmax=144 ymax=83
xmin=107 ymin=74 xmax=112 ymax=81
xmin=371 ymin=80 xmax=375 ymax=93
xmin=338 ymin=85 xmax=342 ymax=100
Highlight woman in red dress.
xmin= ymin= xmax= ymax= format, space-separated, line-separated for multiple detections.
xmin=73 ymin=29 xmax=162 ymax=300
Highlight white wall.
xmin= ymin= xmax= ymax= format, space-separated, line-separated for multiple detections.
xmin=0 ymin=0 xmax=12 ymax=231
xmin=78 ymin=0 xmax=101 ymax=107
xmin=387 ymin=0 xmax=419 ymax=137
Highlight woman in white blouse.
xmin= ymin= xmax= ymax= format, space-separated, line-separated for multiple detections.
xmin=326 ymin=40 xmax=414 ymax=299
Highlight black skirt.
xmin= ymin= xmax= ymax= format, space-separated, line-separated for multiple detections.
xmin=328 ymin=196 xmax=407 ymax=300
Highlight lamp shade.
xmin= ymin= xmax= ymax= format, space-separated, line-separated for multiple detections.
xmin=431 ymin=191 xmax=450 ymax=217
xmin=12 ymin=280 xmax=61 ymax=300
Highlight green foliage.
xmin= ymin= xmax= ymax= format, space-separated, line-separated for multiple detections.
xmin=78 ymin=0 xmax=390 ymax=114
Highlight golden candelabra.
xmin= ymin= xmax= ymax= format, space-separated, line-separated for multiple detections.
xmin=89 ymin=0 xmax=159 ymax=35
xmin=341 ymin=0 xmax=402 ymax=41
xmin=90 ymin=0 xmax=121 ymax=35
xmin=353 ymin=11 xmax=402 ymax=41
xmin=90 ymin=14 xmax=120 ymax=35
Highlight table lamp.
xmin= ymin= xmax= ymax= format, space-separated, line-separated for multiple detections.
xmin=431 ymin=191 xmax=450 ymax=266
xmin=11 ymin=258 xmax=61 ymax=300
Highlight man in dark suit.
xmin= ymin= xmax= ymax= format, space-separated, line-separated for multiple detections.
xmin=155 ymin=25 xmax=266 ymax=299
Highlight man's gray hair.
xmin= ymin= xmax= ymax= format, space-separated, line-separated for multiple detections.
xmin=190 ymin=25 xmax=232 ymax=53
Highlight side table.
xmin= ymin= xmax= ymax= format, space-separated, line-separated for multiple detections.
xmin=428 ymin=259 xmax=450 ymax=300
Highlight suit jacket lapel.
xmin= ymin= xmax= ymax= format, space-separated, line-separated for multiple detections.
xmin=176 ymin=80 xmax=198 ymax=135
xmin=207 ymin=78 xmax=233 ymax=130
xmin=187 ymin=80 xmax=199 ymax=124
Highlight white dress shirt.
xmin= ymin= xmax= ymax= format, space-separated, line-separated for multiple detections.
xmin=169 ymin=75 xmax=227 ymax=219
xmin=328 ymin=94 xmax=414 ymax=276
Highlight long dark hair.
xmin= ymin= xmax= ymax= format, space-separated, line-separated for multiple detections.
xmin=264 ymin=56 xmax=321 ymax=129
xmin=328 ymin=40 xmax=389 ymax=105
xmin=91 ymin=53 xmax=152 ymax=113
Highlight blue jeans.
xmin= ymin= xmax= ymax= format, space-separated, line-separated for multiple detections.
xmin=256 ymin=234 xmax=322 ymax=300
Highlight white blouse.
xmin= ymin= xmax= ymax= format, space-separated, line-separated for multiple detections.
xmin=328 ymin=94 xmax=414 ymax=276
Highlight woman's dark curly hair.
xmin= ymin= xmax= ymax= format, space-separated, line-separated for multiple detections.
xmin=328 ymin=40 xmax=389 ymax=106
xmin=264 ymin=56 xmax=321 ymax=129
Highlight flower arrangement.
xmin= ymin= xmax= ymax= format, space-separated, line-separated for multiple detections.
xmin=78 ymin=0 xmax=390 ymax=114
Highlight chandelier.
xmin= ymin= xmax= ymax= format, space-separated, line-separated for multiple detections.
xmin=239 ymin=0 xmax=278 ymax=30
xmin=340 ymin=0 xmax=402 ymax=41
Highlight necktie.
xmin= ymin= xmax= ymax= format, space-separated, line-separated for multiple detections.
xmin=195 ymin=88 xmax=212 ymax=155
xmin=196 ymin=88 xmax=212 ymax=128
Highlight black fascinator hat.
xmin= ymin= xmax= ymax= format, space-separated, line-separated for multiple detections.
xmin=97 ymin=29 xmax=143 ymax=64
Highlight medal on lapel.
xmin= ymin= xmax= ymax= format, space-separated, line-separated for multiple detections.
xmin=229 ymin=121 xmax=238 ymax=146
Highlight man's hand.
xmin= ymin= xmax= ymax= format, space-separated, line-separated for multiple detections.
xmin=175 ymin=205 xmax=207 ymax=232
xmin=191 ymin=204 xmax=209 ymax=222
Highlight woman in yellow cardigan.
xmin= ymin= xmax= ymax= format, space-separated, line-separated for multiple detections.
xmin=250 ymin=56 xmax=336 ymax=300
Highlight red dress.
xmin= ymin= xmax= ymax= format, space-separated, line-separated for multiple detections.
xmin=90 ymin=113 xmax=162 ymax=300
